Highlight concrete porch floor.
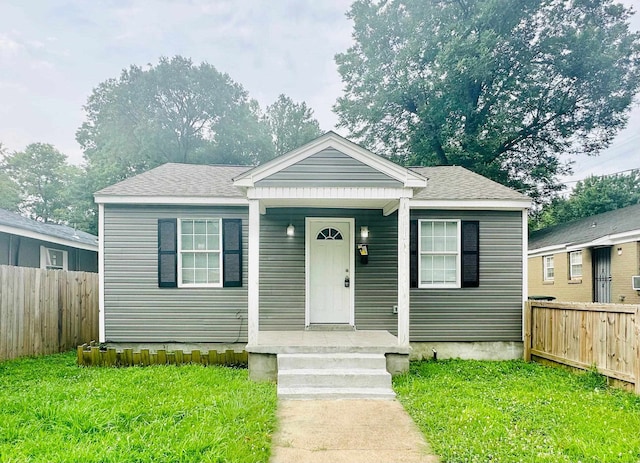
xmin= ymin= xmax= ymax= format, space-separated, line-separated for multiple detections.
xmin=246 ymin=330 xmax=410 ymax=355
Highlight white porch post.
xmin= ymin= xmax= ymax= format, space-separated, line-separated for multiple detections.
xmin=397 ymin=196 xmax=410 ymax=346
xmin=98 ymin=203 xmax=105 ymax=343
xmin=248 ymin=199 xmax=260 ymax=345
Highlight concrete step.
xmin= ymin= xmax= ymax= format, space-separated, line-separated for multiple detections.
xmin=278 ymin=368 xmax=392 ymax=389
xmin=277 ymin=352 xmax=387 ymax=371
xmin=277 ymin=386 xmax=396 ymax=400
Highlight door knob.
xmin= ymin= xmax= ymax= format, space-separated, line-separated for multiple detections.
xmin=344 ymin=276 xmax=350 ymax=287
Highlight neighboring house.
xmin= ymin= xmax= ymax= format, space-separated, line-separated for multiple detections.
xmin=0 ymin=208 xmax=98 ymax=272
xmin=95 ymin=132 xmax=530 ymax=376
xmin=528 ymin=204 xmax=640 ymax=304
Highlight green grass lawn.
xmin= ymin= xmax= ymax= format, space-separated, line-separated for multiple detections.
xmin=0 ymin=352 xmax=276 ymax=463
xmin=395 ymin=360 xmax=640 ymax=463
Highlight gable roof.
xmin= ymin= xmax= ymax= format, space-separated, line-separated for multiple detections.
xmin=0 ymin=208 xmax=98 ymax=251
xmin=529 ymin=203 xmax=640 ymax=253
xmin=233 ymin=131 xmax=427 ymax=188
xmin=94 ymin=164 xmax=251 ymax=204
xmin=410 ymin=166 xmax=529 ymax=201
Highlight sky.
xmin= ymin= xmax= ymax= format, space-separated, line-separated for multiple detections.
xmin=0 ymin=0 xmax=638 ymax=187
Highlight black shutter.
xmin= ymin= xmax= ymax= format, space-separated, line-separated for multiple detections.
xmin=410 ymin=219 xmax=418 ymax=288
xmin=222 ymin=219 xmax=242 ymax=287
xmin=158 ymin=219 xmax=177 ymax=288
xmin=461 ymin=220 xmax=480 ymax=288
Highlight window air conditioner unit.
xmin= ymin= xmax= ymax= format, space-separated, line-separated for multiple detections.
xmin=633 ymin=276 xmax=640 ymax=291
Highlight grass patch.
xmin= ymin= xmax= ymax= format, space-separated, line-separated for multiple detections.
xmin=0 ymin=352 xmax=276 ymax=463
xmin=394 ymin=360 xmax=640 ymax=463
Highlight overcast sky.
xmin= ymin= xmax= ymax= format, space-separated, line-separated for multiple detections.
xmin=0 ymin=0 xmax=638 ymax=186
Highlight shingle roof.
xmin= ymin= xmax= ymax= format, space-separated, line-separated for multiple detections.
xmin=95 ymin=163 xmax=252 ymax=198
xmin=410 ymin=166 xmax=529 ymax=201
xmin=95 ymin=162 xmax=528 ymax=204
xmin=0 ymin=208 xmax=98 ymax=248
xmin=529 ymin=203 xmax=640 ymax=250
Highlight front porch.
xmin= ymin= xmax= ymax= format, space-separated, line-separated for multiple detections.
xmin=246 ymin=329 xmax=410 ymax=384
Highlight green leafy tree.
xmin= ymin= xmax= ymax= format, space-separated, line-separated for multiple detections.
xmin=532 ymin=171 xmax=640 ymax=230
xmin=335 ymin=0 xmax=640 ymax=203
xmin=266 ymin=94 xmax=323 ymax=158
xmin=0 ymin=144 xmax=21 ymax=212
xmin=1 ymin=143 xmax=78 ymax=223
xmin=76 ymin=56 xmax=274 ymax=186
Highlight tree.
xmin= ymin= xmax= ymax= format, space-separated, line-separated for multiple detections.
xmin=76 ymin=56 xmax=274 ymax=188
xmin=266 ymin=94 xmax=323 ymax=158
xmin=334 ymin=0 xmax=640 ymax=203
xmin=532 ymin=170 xmax=640 ymax=229
xmin=0 ymin=144 xmax=20 ymax=212
xmin=1 ymin=143 xmax=78 ymax=223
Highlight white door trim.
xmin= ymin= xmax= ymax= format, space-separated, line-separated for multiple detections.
xmin=305 ymin=217 xmax=355 ymax=327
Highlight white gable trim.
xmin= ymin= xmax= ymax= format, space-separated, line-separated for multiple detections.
xmin=233 ymin=132 xmax=427 ymax=188
xmin=0 ymin=224 xmax=98 ymax=252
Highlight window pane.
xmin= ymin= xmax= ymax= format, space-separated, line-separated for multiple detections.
xmin=421 ymin=222 xmax=433 ymax=251
xmin=207 ymin=269 xmax=220 ymax=284
xmin=194 ymin=269 xmax=208 ymax=284
xmin=208 ymin=253 xmax=220 ymax=269
xmin=194 ymin=234 xmax=207 ymax=250
xmin=181 ymin=220 xmax=193 ymax=234
xmin=207 ymin=220 xmax=219 ymax=235
xmin=444 ymin=255 xmax=457 ymax=282
xmin=195 ymin=253 xmax=207 ymax=268
xmin=182 ymin=253 xmax=194 ymax=268
xmin=207 ymin=234 xmax=220 ymax=251
xmin=194 ymin=220 xmax=207 ymax=234
xmin=182 ymin=235 xmax=194 ymax=251
xmin=182 ymin=268 xmax=195 ymax=284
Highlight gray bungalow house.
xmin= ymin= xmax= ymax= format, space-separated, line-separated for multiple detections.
xmin=95 ymin=132 xmax=530 ymax=389
xmin=0 ymin=208 xmax=98 ymax=272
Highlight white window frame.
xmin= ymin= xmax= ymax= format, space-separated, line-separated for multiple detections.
xmin=177 ymin=218 xmax=223 ymax=288
xmin=40 ymin=246 xmax=68 ymax=271
xmin=569 ymin=250 xmax=582 ymax=279
xmin=418 ymin=219 xmax=461 ymax=289
xmin=543 ymin=255 xmax=554 ymax=282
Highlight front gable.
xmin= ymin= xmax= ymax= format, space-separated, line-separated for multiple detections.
xmin=255 ymin=148 xmax=403 ymax=188
xmin=233 ymin=132 xmax=427 ymax=189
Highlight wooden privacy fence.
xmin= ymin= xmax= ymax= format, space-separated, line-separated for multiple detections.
xmin=77 ymin=342 xmax=248 ymax=367
xmin=0 ymin=265 xmax=98 ymax=361
xmin=524 ymin=301 xmax=640 ymax=394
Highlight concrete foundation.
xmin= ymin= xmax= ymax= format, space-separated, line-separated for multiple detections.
xmin=410 ymin=341 xmax=523 ymax=361
xmin=385 ymin=353 xmax=410 ymax=375
xmin=248 ymin=353 xmax=277 ymax=382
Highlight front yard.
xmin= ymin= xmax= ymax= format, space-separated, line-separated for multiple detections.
xmin=395 ymin=360 xmax=640 ymax=463
xmin=0 ymin=352 xmax=276 ymax=463
xmin=2 ymin=353 xmax=639 ymax=463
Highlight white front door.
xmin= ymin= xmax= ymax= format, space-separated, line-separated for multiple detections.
xmin=306 ymin=218 xmax=354 ymax=325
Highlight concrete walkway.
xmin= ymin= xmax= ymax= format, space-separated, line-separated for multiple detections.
xmin=269 ymin=399 xmax=439 ymax=463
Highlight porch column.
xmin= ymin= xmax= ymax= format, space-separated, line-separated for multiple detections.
xmin=248 ymin=199 xmax=260 ymax=345
xmin=397 ymin=196 xmax=410 ymax=346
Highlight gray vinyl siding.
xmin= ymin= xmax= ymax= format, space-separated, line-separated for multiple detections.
xmin=410 ymin=210 xmax=523 ymax=341
xmin=259 ymin=208 xmax=399 ymax=331
xmin=103 ymin=205 xmax=248 ymax=343
xmin=0 ymin=231 xmax=97 ymax=272
xmin=256 ymin=148 xmax=402 ymax=188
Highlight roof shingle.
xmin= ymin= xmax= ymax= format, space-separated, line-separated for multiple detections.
xmin=529 ymin=203 xmax=640 ymax=250
xmin=0 ymin=208 xmax=98 ymax=248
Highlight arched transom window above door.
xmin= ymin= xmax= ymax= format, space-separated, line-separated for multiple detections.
xmin=316 ymin=227 xmax=343 ymax=240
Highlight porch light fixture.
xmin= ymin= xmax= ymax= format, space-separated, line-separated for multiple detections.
xmin=360 ymin=226 xmax=369 ymax=239
xmin=618 ymin=247 xmax=623 ymax=256
xmin=286 ymin=224 xmax=295 ymax=237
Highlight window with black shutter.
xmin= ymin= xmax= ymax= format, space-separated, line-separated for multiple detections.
xmin=410 ymin=220 xmax=418 ymax=288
